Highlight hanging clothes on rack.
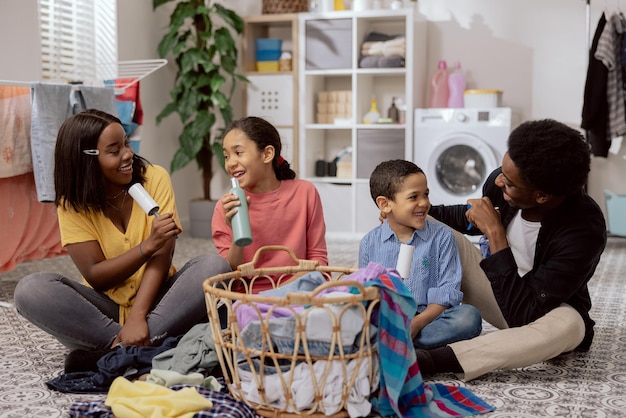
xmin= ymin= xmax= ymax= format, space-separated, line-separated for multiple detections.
xmin=0 ymin=86 xmax=32 ymax=178
xmin=595 ymin=13 xmax=626 ymax=136
xmin=30 ymin=83 xmax=118 ymax=202
xmin=106 ymin=77 xmax=144 ymax=137
xmin=582 ymin=13 xmax=610 ymax=157
xmin=582 ymin=11 xmax=626 ymax=157
xmin=0 ymin=59 xmax=166 ymax=272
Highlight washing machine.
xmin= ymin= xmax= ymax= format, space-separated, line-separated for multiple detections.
xmin=414 ymin=108 xmax=512 ymax=205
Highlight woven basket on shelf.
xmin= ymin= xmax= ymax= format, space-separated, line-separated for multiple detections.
xmin=262 ymin=0 xmax=309 ymax=14
xmin=204 ymin=246 xmax=380 ymax=418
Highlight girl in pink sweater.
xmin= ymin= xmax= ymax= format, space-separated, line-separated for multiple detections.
xmin=212 ymin=116 xmax=328 ymax=293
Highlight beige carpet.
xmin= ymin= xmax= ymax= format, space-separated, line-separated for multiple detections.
xmin=0 ymin=234 xmax=625 ymax=417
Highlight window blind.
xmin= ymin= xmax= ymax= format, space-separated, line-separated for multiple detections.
xmin=39 ymin=0 xmax=117 ymax=84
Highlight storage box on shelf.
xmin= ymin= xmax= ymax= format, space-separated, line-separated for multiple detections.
xmin=242 ymin=14 xmax=300 ymax=171
xmin=317 ymin=89 xmax=352 ymax=124
xmin=298 ymin=8 xmax=427 ymax=238
xmin=255 ymin=38 xmax=282 ymax=72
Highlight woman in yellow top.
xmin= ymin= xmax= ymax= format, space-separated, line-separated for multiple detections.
xmin=14 ymin=109 xmax=230 ymax=372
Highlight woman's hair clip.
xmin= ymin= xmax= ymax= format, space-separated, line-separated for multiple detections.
xmin=82 ymin=149 xmax=100 ymax=156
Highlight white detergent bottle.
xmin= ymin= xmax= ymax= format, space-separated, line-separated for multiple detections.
xmin=447 ymin=61 xmax=466 ymax=108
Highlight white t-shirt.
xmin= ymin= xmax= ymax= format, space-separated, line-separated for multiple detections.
xmin=507 ymin=211 xmax=541 ymax=277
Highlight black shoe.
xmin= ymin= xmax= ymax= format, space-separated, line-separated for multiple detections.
xmin=64 ymin=347 xmax=113 ymax=374
xmin=415 ymin=348 xmax=435 ymax=377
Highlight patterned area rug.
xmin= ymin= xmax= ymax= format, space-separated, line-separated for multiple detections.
xmin=0 ymin=235 xmax=625 ymax=417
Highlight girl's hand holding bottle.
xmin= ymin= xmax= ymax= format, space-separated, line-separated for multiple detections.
xmin=220 ymin=190 xmax=251 ymax=229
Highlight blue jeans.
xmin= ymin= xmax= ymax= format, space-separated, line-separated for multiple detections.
xmin=238 ymin=308 xmax=377 ymax=374
xmin=30 ymin=84 xmax=118 ymax=202
xmin=14 ymin=254 xmax=230 ymax=350
xmin=412 ymin=304 xmax=482 ymax=349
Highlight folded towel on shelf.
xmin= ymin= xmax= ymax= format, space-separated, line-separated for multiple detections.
xmin=359 ymin=55 xmax=405 ymax=69
xmin=360 ymin=33 xmax=406 ymax=58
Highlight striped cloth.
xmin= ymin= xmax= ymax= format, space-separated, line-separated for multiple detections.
xmin=365 ymin=267 xmax=495 ymax=417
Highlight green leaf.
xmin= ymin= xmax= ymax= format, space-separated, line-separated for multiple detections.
xmin=220 ymin=54 xmax=237 ymax=75
xmin=157 ymin=32 xmax=178 ymax=59
xmin=153 ymin=0 xmax=173 ymax=10
xmin=214 ymin=28 xmax=236 ymax=55
xmin=155 ymin=101 xmax=178 ymax=124
xmin=215 ymin=4 xmax=244 ymax=34
xmin=213 ymin=141 xmax=226 ymax=172
xmin=220 ymin=106 xmax=233 ymax=127
xmin=208 ymin=73 xmax=226 ymax=93
xmin=179 ymin=123 xmax=204 ymax=157
xmin=211 ymin=90 xmax=229 ymax=109
xmin=234 ymin=73 xmax=248 ymax=83
xmin=170 ymin=148 xmax=193 ymax=173
xmin=190 ymin=110 xmax=216 ymax=140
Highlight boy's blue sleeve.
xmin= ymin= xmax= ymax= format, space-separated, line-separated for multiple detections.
xmin=358 ymin=235 xmax=370 ymax=268
xmin=426 ymin=228 xmax=463 ymax=306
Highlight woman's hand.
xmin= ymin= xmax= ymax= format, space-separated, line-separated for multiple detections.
xmin=111 ymin=317 xmax=150 ymax=348
xmin=141 ymin=212 xmax=180 ymax=257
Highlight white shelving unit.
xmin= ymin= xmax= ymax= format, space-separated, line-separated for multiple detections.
xmin=298 ymin=8 xmax=427 ymax=238
xmin=242 ymin=14 xmax=300 ymax=172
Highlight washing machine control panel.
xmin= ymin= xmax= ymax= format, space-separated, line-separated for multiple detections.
xmin=456 ymin=112 xmax=468 ymax=122
xmin=415 ymin=108 xmax=511 ymax=127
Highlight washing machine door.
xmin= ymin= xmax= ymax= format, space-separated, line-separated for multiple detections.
xmin=427 ymin=132 xmax=500 ymax=203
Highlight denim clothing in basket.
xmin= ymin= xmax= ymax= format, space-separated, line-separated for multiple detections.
xmin=238 ymin=303 xmax=373 ymax=373
xmin=234 ymin=271 xmax=327 ymax=330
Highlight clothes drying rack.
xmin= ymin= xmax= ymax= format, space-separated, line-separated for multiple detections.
xmin=0 ymin=59 xmax=167 ymax=95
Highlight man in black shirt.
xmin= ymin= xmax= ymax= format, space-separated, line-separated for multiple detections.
xmin=419 ymin=119 xmax=607 ymax=381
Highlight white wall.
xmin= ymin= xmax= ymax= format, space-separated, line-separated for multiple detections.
xmin=2 ymin=0 xmax=624 ymax=226
xmin=418 ymin=0 xmax=588 ymax=124
xmin=416 ymin=0 xmax=625 ymax=224
xmin=0 ymin=0 xmax=41 ymax=80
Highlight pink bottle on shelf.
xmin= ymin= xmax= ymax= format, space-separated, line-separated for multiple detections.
xmin=429 ymin=60 xmax=449 ymax=108
xmin=447 ymin=61 xmax=466 ymax=108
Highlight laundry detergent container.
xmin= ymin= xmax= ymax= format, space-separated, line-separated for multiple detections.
xmin=464 ymin=89 xmax=503 ymax=108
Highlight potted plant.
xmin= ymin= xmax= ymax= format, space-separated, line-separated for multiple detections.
xmin=153 ymin=0 xmax=247 ymax=237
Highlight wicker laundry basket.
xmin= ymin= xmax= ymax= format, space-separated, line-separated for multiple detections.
xmin=204 ymin=246 xmax=380 ymax=417
xmin=262 ymin=0 xmax=309 ymax=14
